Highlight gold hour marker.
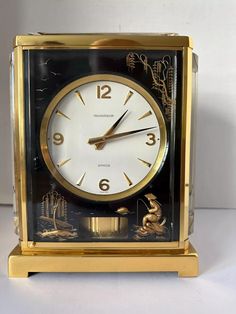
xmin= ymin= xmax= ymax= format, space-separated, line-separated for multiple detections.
xmin=76 ymin=172 xmax=86 ymax=186
xmin=75 ymin=90 xmax=85 ymax=105
xmin=123 ymin=91 xmax=134 ymax=105
xmin=57 ymin=158 xmax=71 ymax=168
xmin=56 ymin=110 xmax=70 ymax=120
xmin=53 ymin=133 xmax=64 ymax=145
xmin=123 ymin=172 xmax=133 ymax=186
xmin=97 ymin=85 xmax=111 ymax=99
xmin=137 ymin=158 xmax=152 ymax=168
xmin=138 ymin=110 xmax=152 ymax=120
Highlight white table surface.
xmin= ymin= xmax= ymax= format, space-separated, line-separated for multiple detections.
xmin=0 ymin=206 xmax=235 ymax=314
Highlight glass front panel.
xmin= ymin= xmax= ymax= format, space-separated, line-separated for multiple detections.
xmin=23 ymin=48 xmax=182 ymax=243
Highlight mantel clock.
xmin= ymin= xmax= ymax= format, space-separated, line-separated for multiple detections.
xmin=9 ymin=33 xmax=198 ymax=277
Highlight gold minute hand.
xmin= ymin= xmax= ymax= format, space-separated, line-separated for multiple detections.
xmin=88 ymin=126 xmax=156 ymax=145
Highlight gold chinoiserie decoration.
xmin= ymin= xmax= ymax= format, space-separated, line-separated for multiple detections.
xmin=126 ymin=53 xmax=175 ymax=120
xmin=134 ymin=193 xmax=167 ymax=240
xmin=37 ymin=190 xmax=78 ymax=240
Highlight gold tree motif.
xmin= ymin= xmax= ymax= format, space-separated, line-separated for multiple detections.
xmin=126 ymin=53 xmax=175 ymax=121
xmin=38 ymin=190 xmax=77 ymax=240
xmin=41 ymin=190 xmax=67 ymax=223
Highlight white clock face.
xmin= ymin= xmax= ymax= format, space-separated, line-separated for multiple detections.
xmin=41 ymin=75 xmax=167 ymax=201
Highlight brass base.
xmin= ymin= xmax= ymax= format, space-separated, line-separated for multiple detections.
xmin=8 ymin=243 xmax=198 ymax=278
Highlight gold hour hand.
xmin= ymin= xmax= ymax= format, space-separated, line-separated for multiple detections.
xmin=88 ymin=126 xmax=156 ymax=146
xmin=95 ymin=110 xmax=128 ymax=150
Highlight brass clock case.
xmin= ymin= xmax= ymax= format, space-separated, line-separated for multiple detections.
xmin=40 ymin=74 xmax=168 ymax=202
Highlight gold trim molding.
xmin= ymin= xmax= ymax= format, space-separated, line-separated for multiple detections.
xmin=14 ymin=34 xmax=193 ymax=49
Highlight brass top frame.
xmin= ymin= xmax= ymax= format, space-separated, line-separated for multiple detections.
xmin=14 ymin=33 xmax=193 ymax=49
xmin=12 ymin=34 xmax=193 ymax=252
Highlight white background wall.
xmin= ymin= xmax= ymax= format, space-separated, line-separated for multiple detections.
xmin=0 ymin=0 xmax=235 ymax=208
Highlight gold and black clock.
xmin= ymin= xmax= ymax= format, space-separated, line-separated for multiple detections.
xmin=9 ymin=33 xmax=198 ymax=277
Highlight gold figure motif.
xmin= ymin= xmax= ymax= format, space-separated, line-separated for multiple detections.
xmin=38 ymin=190 xmax=77 ymax=240
xmin=126 ymin=53 xmax=175 ymax=120
xmin=134 ymin=193 xmax=167 ymax=240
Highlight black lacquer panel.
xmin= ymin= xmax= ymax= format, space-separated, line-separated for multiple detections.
xmin=24 ymin=49 xmax=182 ymax=242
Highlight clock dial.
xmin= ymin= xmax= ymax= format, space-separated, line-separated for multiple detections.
xmin=40 ymin=74 xmax=167 ymax=201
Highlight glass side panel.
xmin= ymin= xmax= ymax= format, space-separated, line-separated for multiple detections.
xmin=10 ymin=51 xmax=19 ymax=235
xmin=23 ymin=49 xmax=182 ymax=242
xmin=189 ymin=53 xmax=198 ymax=235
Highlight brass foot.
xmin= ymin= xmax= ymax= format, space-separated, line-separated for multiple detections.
xmin=8 ymin=243 xmax=198 ymax=278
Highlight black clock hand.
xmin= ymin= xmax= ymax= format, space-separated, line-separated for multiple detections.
xmin=95 ymin=110 xmax=128 ymax=150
